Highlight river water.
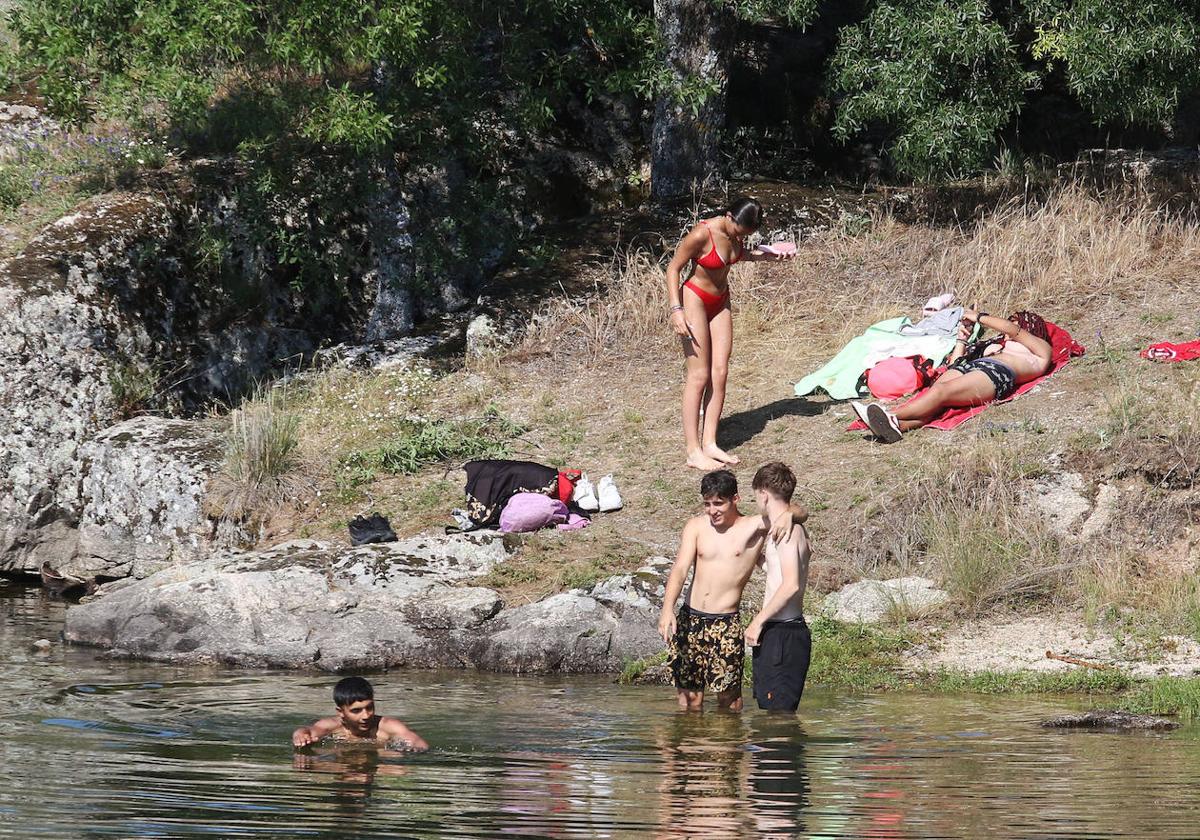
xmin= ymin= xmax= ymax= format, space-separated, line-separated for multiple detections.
xmin=3 ymin=579 xmax=1198 ymax=839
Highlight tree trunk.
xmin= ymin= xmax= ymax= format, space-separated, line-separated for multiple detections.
xmin=362 ymin=165 xmax=416 ymax=342
xmin=651 ymin=0 xmax=734 ymax=202
xmin=1170 ymin=90 xmax=1200 ymax=147
xmin=363 ymin=62 xmax=415 ymax=341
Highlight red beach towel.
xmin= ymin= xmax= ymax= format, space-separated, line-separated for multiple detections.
xmin=1141 ymin=340 xmax=1200 ymax=362
xmin=848 ymin=321 xmax=1085 ymax=432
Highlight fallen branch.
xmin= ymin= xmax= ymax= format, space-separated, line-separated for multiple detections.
xmin=1045 ymin=650 xmax=1114 ymax=671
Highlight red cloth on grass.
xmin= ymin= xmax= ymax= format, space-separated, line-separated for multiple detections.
xmin=556 ymin=469 xmax=582 ymax=503
xmin=1142 ymin=340 xmax=1200 ymax=362
xmin=848 ymin=320 xmax=1085 ymax=432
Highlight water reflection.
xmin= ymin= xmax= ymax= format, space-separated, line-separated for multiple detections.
xmin=3 ymin=582 xmax=1200 ymax=839
xmin=652 ymin=712 xmax=813 ymax=838
xmin=293 ymin=746 xmax=410 ymax=821
xmin=656 ymin=712 xmax=751 ymax=836
xmin=747 ymin=717 xmax=811 ymax=838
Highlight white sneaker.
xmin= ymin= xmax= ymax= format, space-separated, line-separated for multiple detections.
xmin=865 ymin=403 xmax=903 ymax=443
xmin=573 ymin=474 xmax=599 ymax=511
xmin=850 ymin=401 xmax=871 ymax=426
xmin=597 ymin=474 xmax=623 ymax=512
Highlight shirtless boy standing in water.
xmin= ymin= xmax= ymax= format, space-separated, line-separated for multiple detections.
xmin=744 ymin=462 xmax=812 ymax=712
xmin=658 ymin=470 xmax=806 ymax=711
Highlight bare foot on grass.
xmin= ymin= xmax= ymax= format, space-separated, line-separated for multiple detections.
xmin=703 ymin=444 xmax=740 ymax=465
xmin=686 ymin=450 xmax=725 ymax=471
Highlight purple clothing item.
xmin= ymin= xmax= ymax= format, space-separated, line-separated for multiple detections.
xmin=557 ymin=513 xmax=591 ymax=532
xmin=499 ymin=493 xmax=568 ymax=533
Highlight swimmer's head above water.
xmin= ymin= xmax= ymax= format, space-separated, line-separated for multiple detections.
xmin=293 ymin=676 xmax=429 ymax=750
xmin=333 ymin=676 xmax=378 ymax=737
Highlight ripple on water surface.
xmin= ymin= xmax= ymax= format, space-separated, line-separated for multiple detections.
xmin=2 ymin=581 xmax=1199 ymax=838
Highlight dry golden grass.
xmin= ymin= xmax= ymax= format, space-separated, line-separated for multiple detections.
xmin=934 ymin=189 xmax=1200 ymax=317
xmin=257 ymin=186 xmax=1199 ymax=618
xmin=207 ymin=387 xmax=308 ymax=524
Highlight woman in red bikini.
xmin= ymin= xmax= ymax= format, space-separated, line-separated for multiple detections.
xmin=665 ymin=197 xmax=793 ymax=471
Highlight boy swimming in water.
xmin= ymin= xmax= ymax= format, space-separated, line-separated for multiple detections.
xmin=658 ymin=470 xmax=806 ymax=711
xmin=292 ymin=676 xmax=428 ymax=750
xmin=744 ymin=462 xmax=812 ymax=712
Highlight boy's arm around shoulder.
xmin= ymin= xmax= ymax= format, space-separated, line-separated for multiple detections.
xmin=380 ymin=717 xmax=429 ymax=751
xmin=767 ymin=502 xmax=809 ymax=544
xmin=292 ymin=715 xmax=340 ymax=748
xmin=658 ymin=516 xmax=701 ymax=644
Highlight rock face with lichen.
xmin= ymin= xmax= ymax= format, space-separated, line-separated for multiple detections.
xmin=64 ymin=535 xmax=670 ymax=673
xmin=0 ymin=190 xmax=317 ymax=577
xmin=0 ymin=95 xmax=637 ymax=584
xmin=71 ymin=416 xmax=251 ymax=582
xmin=0 ymin=193 xmax=179 ymax=575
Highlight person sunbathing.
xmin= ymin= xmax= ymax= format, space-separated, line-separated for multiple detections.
xmin=853 ymin=309 xmax=1052 ymax=442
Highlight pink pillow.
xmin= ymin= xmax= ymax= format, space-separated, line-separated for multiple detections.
xmin=867 ymin=356 xmax=925 ymax=399
xmin=499 ymin=493 xmax=568 ymax=533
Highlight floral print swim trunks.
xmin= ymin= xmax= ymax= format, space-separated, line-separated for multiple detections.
xmin=667 ymin=605 xmax=744 ymax=693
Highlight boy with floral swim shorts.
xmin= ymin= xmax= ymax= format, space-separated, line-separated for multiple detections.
xmin=657 ymin=470 xmax=805 ymax=711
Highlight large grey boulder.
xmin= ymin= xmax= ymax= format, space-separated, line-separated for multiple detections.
xmin=475 ymin=555 xmax=670 ymax=673
xmin=822 ymin=576 xmax=949 ymax=623
xmin=69 ymin=416 xmax=248 ymax=582
xmin=0 ymin=194 xmax=177 ymax=575
xmin=65 ymin=534 xmax=510 ymax=669
xmin=478 ymin=593 xmax=626 ymax=673
xmin=65 ymin=537 xmax=669 ymax=673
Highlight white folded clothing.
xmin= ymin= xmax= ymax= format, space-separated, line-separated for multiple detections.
xmin=597 ymin=474 xmax=623 ymax=512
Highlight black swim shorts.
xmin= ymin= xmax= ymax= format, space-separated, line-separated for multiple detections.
xmin=752 ymin=617 xmax=812 ymax=712
xmin=949 ymin=357 xmax=1017 ymax=400
xmin=668 ymin=604 xmax=744 ymax=693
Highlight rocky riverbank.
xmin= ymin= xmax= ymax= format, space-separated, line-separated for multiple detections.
xmin=64 ymin=532 xmax=670 ymax=673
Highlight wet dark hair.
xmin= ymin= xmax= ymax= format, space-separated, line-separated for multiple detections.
xmin=333 ymin=676 xmax=374 ymax=708
xmin=700 ymin=469 xmax=738 ymax=500
xmin=726 ymin=197 xmax=763 ymax=232
xmin=752 ymin=461 xmax=796 ymax=502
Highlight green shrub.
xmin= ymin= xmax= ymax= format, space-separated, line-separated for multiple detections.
xmin=829 ymin=0 xmax=1033 ymax=181
xmin=337 ymin=410 xmax=522 ymax=485
xmin=1029 ymin=0 xmax=1200 ymax=126
xmin=108 ymin=359 xmax=160 ymax=419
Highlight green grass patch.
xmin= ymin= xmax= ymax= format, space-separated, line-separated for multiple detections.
xmin=803 ymin=616 xmax=915 ymax=691
xmin=920 ymin=667 xmax=1131 ymax=696
xmin=337 ymin=410 xmax=522 ymax=486
xmin=619 ymin=651 xmax=668 ymax=684
xmin=1117 ymin=677 xmax=1200 ymax=721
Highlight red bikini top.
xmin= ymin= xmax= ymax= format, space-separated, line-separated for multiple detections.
xmin=695 ymin=220 xmax=742 ymax=270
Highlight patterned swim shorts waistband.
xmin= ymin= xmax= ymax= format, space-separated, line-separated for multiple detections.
xmin=681 ymin=604 xmax=738 ymax=621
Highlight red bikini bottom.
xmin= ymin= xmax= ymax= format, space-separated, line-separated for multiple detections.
xmin=683 ymin=279 xmax=730 ymax=321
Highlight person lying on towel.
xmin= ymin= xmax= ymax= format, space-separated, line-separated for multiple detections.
xmin=852 ymin=310 xmax=1052 ymax=442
